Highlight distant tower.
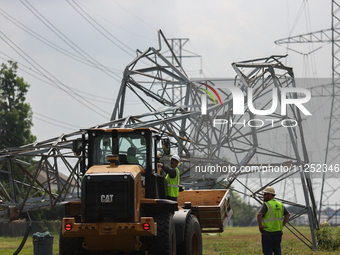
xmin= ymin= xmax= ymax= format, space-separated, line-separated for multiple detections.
xmin=165 ymin=38 xmax=202 ymax=103
xmin=275 ymin=0 xmax=340 ymax=220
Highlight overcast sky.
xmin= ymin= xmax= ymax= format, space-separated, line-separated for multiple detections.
xmin=0 ymin=0 xmax=332 ymax=142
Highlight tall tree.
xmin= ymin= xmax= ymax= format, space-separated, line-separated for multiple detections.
xmin=0 ymin=61 xmax=36 ymax=149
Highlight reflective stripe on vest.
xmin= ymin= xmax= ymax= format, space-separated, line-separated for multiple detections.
xmin=165 ymin=167 xmax=180 ymax=197
xmin=262 ymin=199 xmax=284 ymax=232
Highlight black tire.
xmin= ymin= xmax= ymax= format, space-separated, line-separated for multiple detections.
xmin=148 ymin=213 xmax=176 ymax=255
xmin=59 ymin=230 xmax=87 ymax=255
xmin=177 ymin=214 xmax=202 ymax=255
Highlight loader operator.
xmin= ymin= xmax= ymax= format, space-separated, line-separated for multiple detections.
xmin=127 ymin=147 xmax=139 ymax=164
xmin=257 ymin=186 xmax=290 ymax=255
xmin=157 ymin=155 xmax=180 ymax=201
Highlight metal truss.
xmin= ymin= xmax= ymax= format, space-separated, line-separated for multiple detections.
xmin=231 ymin=57 xmax=317 ymax=249
xmin=275 ymin=28 xmax=340 ymax=44
xmin=0 ymin=30 xmax=318 ymax=249
xmin=0 ymin=132 xmax=83 ymax=220
xmin=275 ymin=0 xmax=340 ymax=223
xmin=110 ymin=31 xmax=317 ymax=249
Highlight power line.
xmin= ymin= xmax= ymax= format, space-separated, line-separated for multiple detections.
xmin=73 ymin=0 xmax=154 ymax=41
xmin=3 ymin=61 xmax=112 ymax=103
xmin=0 ymin=128 xmax=24 ymax=145
xmin=67 ymin=0 xmax=136 ymax=58
xmin=33 ymin=115 xmax=79 ymax=131
xmin=113 ymin=0 xmax=159 ymax=32
xmin=0 ymin=51 xmax=111 ymax=101
xmin=20 ymin=0 xmax=122 ymax=83
xmin=0 ymin=31 xmax=110 ymax=118
xmin=0 ymin=7 xmax=122 ymax=75
xmin=0 ymin=135 xmax=17 ymax=148
xmin=289 ymin=0 xmax=308 ymax=37
xmin=0 ymin=52 xmax=141 ymax=106
xmin=66 ymin=0 xmax=154 ymax=69
xmin=34 ymin=112 xmax=82 ymax=129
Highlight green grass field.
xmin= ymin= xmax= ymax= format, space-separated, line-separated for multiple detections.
xmin=0 ymin=235 xmax=59 ymax=255
xmin=202 ymin=226 xmax=339 ymax=255
xmin=1 ymin=226 xmax=339 ymax=255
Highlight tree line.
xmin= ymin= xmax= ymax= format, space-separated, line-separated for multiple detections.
xmin=0 ymin=60 xmax=36 ymax=150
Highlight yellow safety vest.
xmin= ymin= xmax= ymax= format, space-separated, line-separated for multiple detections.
xmin=165 ymin=167 xmax=180 ymax=198
xmin=262 ymin=199 xmax=284 ymax=232
xmin=127 ymin=155 xmax=138 ymax=164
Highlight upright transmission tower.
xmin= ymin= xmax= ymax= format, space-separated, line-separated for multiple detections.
xmin=275 ymin=0 xmax=340 ymax=220
xmin=166 ymin=38 xmax=202 ymax=107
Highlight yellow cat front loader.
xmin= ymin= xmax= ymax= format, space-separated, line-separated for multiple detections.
xmin=60 ymin=128 xmax=232 ymax=255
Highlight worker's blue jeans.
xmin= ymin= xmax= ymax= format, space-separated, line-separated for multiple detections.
xmin=261 ymin=234 xmax=282 ymax=255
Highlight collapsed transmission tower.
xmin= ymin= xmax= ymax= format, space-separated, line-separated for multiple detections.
xmin=0 ymin=30 xmax=318 ymax=249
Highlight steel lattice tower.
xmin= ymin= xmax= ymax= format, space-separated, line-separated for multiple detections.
xmin=0 ymin=30 xmax=318 ymax=250
xmin=275 ymin=0 xmax=340 ymax=221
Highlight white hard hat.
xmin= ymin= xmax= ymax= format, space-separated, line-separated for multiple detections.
xmin=263 ymin=186 xmax=276 ymax=195
xmin=171 ymin=154 xmax=180 ymax=162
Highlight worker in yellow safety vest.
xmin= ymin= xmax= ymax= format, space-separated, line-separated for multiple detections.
xmin=257 ymin=186 xmax=290 ymax=255
xmin=157 ymin=155 xmax=180 ymax=201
